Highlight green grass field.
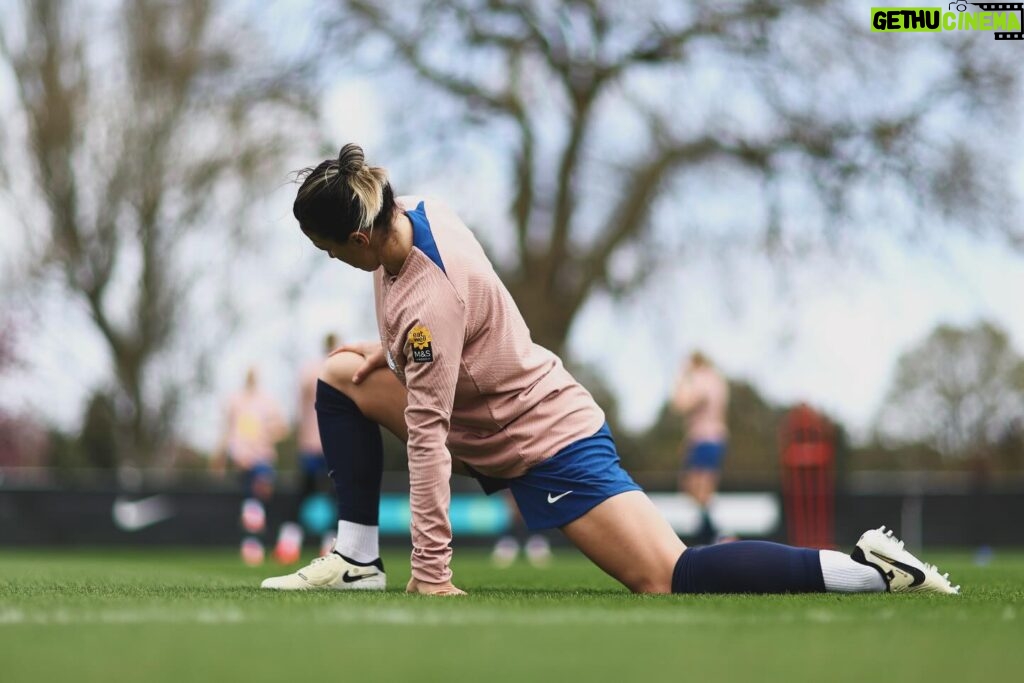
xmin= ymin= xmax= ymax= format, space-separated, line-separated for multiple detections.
xmin=1 ymin=547 xmax=1022 ymax=683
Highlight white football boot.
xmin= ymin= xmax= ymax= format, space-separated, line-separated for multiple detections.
xmin=260 ymin=552 xmax=386 ymax=591
xmin=852 ymin=526 xmax=960 ymax=594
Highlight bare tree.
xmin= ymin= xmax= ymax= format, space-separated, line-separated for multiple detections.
xmin=325 ymin=0 xmax=1021 ymax=353
xmin=876 ymin=322 xmax=1024 ymax=460
xmin=0 ymin=319 xmax=15 ymax=375
xmin=0 ymin=316 xmax=48 ymax=467
xmin=0 ymin=0 xmax=314 ymax=464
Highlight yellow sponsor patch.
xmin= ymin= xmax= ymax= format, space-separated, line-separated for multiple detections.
xmin=408 ymin=325 xmax=432 ymax=349
xmin=408 ymin=325 xmax=433 ymax=363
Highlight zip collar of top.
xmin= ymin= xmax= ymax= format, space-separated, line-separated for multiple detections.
xmin=383 ymin=201 xmax=446 ymax=287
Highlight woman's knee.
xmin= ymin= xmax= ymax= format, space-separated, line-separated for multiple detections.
xmin=561 ymin=491 xmax=682 ymax=595
xmin=318 ymin=351 xmax=407 ymax=439
xmin=319 ymin=351 xmax=363 ymax=395
xmin=628 ymin=568 xmax=674 ymax=594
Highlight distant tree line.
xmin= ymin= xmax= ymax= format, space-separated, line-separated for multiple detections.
xmin=7 ymin=321 xmax=1021 ymax=486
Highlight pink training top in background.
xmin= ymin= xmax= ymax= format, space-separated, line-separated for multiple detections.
xmin=374 ymin=196 xmax=605 ymax=584
xmin=224 ymin=385 xmax=286 ymax=469
xmin=296 ymin=360 xmax=322 ymax=454
xmin=672 ymin=363 xmax=729 ymax=443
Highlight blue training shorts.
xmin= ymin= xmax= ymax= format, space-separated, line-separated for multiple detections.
xmin=474 ymin=423 xmax=642 ymax=531
xmin=685 ymin=440 xmax=727 ymax=471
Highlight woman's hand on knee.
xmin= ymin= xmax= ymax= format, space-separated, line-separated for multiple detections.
xmin=330 ymin=342 xmax=387 ymax=385
xmin=330 ymin=340 xmax=381 ymax=359
xmin=406 ymin=577 xmax=467 ymax=596
xmin=353 ymin=346 xmax=388 ymax=385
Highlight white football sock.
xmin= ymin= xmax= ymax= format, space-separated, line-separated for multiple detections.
xmin=334 ymin=520 xmax=380 ymax=564
xmin=819 ymin=549 xmax=887 ymax=592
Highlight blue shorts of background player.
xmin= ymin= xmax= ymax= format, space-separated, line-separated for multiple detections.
xmin=685 ymin=440 xmax=727 ymax=471
xmin=472 ymin=423 xmax=642 ymax=531
xmin=242 ymin=462 xmax=275 ymax=500
xmin=298 ymin=451 xmax=328 ymax=476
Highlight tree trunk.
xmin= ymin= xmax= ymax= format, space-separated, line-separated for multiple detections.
xmin=504 ymin=274 xmax=579 ymax=356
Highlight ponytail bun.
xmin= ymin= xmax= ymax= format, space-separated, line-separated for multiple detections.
xmin=338 ymin=143 xmax=365 ymax=176
xmin=293 ymin=142 xmax=395 ymax=241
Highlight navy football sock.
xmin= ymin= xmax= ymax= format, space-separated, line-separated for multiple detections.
xmin=315 ymin=380 xmax=383 ymax=525
xmin=672 ymin=541 xmax=826 ymax=594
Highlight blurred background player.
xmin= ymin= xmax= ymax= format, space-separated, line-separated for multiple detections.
xmin=211 ymin=366 xmax=287 ymax=565
xmin=274 ymin=333 xmax=340 ymax=564
xmin=672 ymin=351 xmax=730 ymax=545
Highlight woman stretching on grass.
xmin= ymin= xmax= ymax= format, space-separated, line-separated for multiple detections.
xmin=262 ymin=144 xmax=958 ymax=597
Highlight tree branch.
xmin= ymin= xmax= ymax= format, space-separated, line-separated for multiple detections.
xmin=348 ymin=0 xmax=518 ymax=114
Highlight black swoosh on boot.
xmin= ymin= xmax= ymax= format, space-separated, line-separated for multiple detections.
xmin=872 ymin=551 xmax=926 ymax=587
xmin=342 ymin=570 xmax=378 ymax=584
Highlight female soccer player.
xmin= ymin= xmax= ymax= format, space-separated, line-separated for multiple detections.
xmin=211 ymin=366 xmax=287 ymax=565
xmin=672 ymin=351 xmax=730 ymax=545
xmin=261 ymin=144 xmax=958 ymax=596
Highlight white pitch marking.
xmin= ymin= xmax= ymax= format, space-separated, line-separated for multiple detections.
xmin=0 ymin=605 xmax=984 ymax=628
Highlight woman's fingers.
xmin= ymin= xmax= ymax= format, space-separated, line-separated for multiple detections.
xmin=351 ymin=347 xmax=387 ymax=385
xmin=329 ymin=341 xmax=381 ymax=358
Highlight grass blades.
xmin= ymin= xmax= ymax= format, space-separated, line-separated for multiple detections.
xmin=1 ymin=548 xmax=1022 ymax=683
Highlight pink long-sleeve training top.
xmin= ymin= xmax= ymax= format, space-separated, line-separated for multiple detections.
xmin=374 ymin=196 xmax=606 ymax=583
xmin=224 ymin=389 xmax=286 ymax=469
xmin=674 ymin=366 xmax=729 ymax=444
